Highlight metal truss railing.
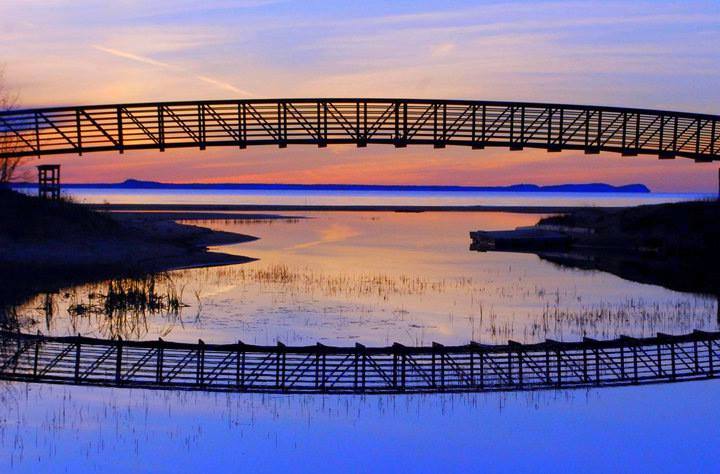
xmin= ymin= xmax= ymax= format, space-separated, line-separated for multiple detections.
xmin=0 ymin=99 xmax=718 ymax=161
xmin=1 ymin=330 xmax=718 ymax=394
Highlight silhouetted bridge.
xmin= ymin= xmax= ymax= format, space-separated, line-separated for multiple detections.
xmin=1 ymin=330 xmax=718 ymax=394
xmin=1 ymin=99 xmax=718 ymax=161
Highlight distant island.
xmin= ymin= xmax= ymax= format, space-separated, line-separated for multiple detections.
xmin=12 ymin=179 xmax=652 ymax=193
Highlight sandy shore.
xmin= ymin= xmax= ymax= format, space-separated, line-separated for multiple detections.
xmin=0 ymin=207 xmax=298 ymax=307
xmin=0 ymin=211 xmax=295 ymax=274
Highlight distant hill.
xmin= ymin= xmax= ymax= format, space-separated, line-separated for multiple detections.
xmin=12 ymin=180 xmax=652 ymax=193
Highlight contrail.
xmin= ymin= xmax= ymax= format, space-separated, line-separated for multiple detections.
xmin=92 ymin=44 xmax=253 ymax=97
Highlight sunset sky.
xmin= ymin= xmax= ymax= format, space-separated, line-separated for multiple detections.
xmin=1 ymin=0 xmax=719 ymax=191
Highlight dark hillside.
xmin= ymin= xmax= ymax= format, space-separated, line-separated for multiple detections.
xmin=539 ymin=200 xmax=720 ymax=257
xmin=0 ymin=188 xmax=118 ymax=240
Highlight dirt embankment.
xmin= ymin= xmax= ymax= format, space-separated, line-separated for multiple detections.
xmin=537 ymin=200 xmax=720 ymax=257
xmin=0 ymin=189 xmax=265 ymax=272
xmin=471 ymin=200 xmax=720 ymax=296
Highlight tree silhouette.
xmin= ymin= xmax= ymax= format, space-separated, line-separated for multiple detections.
xmin=0 ymin=66 xmax=23 ymax=184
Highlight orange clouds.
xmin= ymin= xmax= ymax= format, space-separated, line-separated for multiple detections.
xmin=3 ymin=1 xmax=718 ymax=190
xmin=22 ymin=144 xmax=717 ymax=192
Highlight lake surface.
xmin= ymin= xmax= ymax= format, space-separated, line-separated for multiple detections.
xmin=16 ymin=185 xmax=714 ymax=207
xmin=2 ymin=208 xmax=719 ymax=472
xmin=15 ymin=211 xmax=717 ymax=344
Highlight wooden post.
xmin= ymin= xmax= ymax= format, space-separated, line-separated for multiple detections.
xmin=670 ymin=342 xmax=676 ymax=380
xmin=507 ymin=350 xmax=512 ymax=386
xmin=594 ymin=348 xmax=600 ymax=385
xmin=431 ymin=348 xmax=436 ymax=388
xmin=556 ymin=349 xmax=562 ymax=387
xmin=469 ymin=350 xmax=475 ymax=388
xmin=441 ymin=350 xmax=445 ymax=389
xmin=156 ymin=338 xmax=164 ymax=384
xmin=276 ymin=342 xmax=286 ymax=390
xmin=33 ymin=338 xmax=40 ymax=379
xmin=545 ymin=349 xmax=550 ymax=385
xmin=633 ymin=346 xmax=639 ymax=383
xmin=115 ymin=338 xmax=123 ymax=384
xmin=361 ymin=345 xmax=366 ymax=391
xmin=709 ymin=339 xmax=714 ymax=375
xmin=518 ymin=350 xmax=523 ymax=387
xmin=235 ymin=341 xmax=245 ymax=389
xmin=74 ymin=339 xmax=81 ymax=382
xmin=479 ymin=350 xmax=484 ymax=389
xmin=353 ymin=343 xmax=360 ymax=392
xmin=197 ymin=339 xmax=205 ymax=387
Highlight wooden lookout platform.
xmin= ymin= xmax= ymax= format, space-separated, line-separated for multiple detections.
xmin=37 ymin=164 xmax=60 ymax=200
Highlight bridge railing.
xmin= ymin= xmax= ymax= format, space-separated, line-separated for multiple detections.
xmin=1 ymin=99 xmax=718 ymax=161
xmin=1 ymin=330 xmax=718 ymax=393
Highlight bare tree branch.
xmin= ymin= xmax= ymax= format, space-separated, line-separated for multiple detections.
xmin=0 ymin=66 xmax=26 ymax=184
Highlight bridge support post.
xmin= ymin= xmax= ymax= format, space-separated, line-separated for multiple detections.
xmin=32 ymin=335 xmax=40 ymax=379
xmin=353 ymin=343 xmax=363 ymax=392
xmin=277 ymin=342 xmax=286 ymax=391
xmin=156 ymin=338 xmax=164 ymax=384
xmin=236 ymin=342 xmax=245 ymax=390
xmin=74 ymin=338 xmax=81 ymax=383
xmin=115 ymin=338 xmax=123 ymax=384
xmin=432 ymin=342 xmax=445 ymax=390
xmin=197 ymin=339 xmax=205 ymax=388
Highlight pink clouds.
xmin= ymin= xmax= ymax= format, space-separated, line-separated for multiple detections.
xmin=24 ymin=144 xmax=716 ymax=192
xmin=3 ymin=1 xmax=719 ymax=190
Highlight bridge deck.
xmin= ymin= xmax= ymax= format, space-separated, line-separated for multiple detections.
xmin=1 ymin=99 xmax=718 ymax=161
xmin=1 ymin=330 xmax=718 ymax=394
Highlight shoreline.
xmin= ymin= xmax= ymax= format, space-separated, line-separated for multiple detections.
xmin=0 ymin=190 xmax=299 ymax=307
xmin=469 ymin=200 xmax=720 ymax=297
xmin=88 ymin=203 xmax=623 ymax=214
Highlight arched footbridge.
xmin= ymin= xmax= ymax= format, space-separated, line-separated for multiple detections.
xmin=1 ymin=330 xmax=719 ymax=394
xmin=0 ymin=99 xmax=718 ymax=161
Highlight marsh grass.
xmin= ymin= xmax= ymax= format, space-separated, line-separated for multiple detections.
xmin=57 ymin=274 xmax=188 ymax=339
xmin=209 ymin=264 xmax=467 ymax=299
xmin=12 ymin=260 xmax=719 ymax=345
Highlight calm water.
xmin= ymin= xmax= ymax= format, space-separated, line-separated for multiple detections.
xmin=2 ymin=382 xmax=719 ymax=473
xmin=3 ymin=209 xmax=719 ymax=472
xmin=18 ymin=185 xmax=713 ymax=207
xmin=17 ymin=212 xmax=717 ymax=344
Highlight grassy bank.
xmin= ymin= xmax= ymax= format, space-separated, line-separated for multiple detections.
xmin=0 ymin=189 xmax=259 ymax=310
xmin=0 ymin=187 xmax=118 ymax=240
xmin=538 ymin=199 xmax=720 ymax=257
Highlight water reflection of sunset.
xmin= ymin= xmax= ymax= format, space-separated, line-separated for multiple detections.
xmin=20 ymin=212 xmax=716 ymax=345
xmin=2 ymin=1 xmax=719 ymax=471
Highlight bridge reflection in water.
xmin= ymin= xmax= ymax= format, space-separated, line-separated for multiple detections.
xmin=1 ymin=330 xmax=718 ymax=394
xmin=0 ymin=99 xmax=718 ymax=161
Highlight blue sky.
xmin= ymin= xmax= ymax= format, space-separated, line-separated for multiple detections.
xmin=1 ymin=1 xmax=719 ymax=189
